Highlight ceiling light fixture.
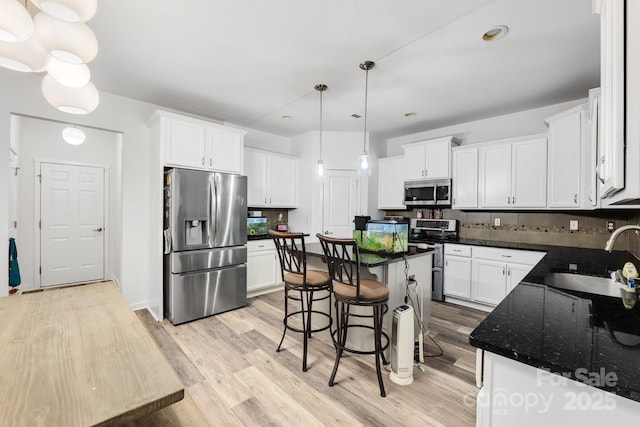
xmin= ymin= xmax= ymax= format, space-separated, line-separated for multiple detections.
xmin=482 ymin=25 xmax=509 ymax=42
xmin=0 ymin=1 xmax=100 ymax=114
xmin=31 ymin=0 xmax=98 ymax=23
xmin=359 ymin=60 xmax=375 ymax=175
xmin=0 ymin=36 xmax=49 ymax=72
xmin=33 ymin=12 xmax=98 ymax=64
xmin=315 ymin=83 xmax=327 ymax=177
xmin=0 ymin=0 xmax=34 ymax=42
xmin=62 ymin=125 xmax=85 ymax=145
xmin=42 ymin=74 xmax=99 ymax=114
xmin=47 ymin=56 xmax=90 ymax=87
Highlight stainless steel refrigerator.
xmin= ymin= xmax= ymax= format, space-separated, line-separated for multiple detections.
xmin=163 ymin=168 xmax=247 ymax=325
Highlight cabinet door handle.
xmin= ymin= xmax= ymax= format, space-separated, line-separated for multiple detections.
xmin=445 ymin=260 xmax=448 ymax=267
xmin=507 ymin=196 xmax=511 ymax=204
xmin=202 ymin=157 xmax=205 ymax=166
xmin=264 ymin=197 xmax=267 ymax=204
xmin=269 ymin=198 xmax=272 ymax=204
xmin=501 ymin=254 xmax=512 ymax=258
xmin=209 ymin=158 xmax=213 ymax=167
xmin=507 ymin=268 xmax=511 ymax=276
xmin=502 ymin=267 xmax=506 ymax=275
xmin=512 ymin=196 xmax=515 ymax=205
xmin=574 ymin=194 xmax=578 ymax=204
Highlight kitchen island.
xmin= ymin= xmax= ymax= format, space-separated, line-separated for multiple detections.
xmin=304 ymin=242 xmax=433 ymax=357
xmin=470 ymin=246 xmax=640 ymax=425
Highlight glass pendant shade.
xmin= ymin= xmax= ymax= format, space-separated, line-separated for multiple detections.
xmin=360 ymin=152 xmax=369 ymax=170
xmin=47 ymin=57 xmax=90 ymax=87
xmin=0 ymin=0 xmax=34 ymax=42
xmin=62 ymin=126 xmax=85 ymax=145
xmin=0 ymin=35 xmax=50 ymax=72
xmin=32 ymin=0 xmax=98 ymax=23
xmin=42 ymin=74 xmax=99 ymax=114
xmin=34 ymin=12 xmax=98 ymax=64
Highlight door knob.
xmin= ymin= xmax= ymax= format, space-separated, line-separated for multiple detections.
xmin=94 ymin=227 xmax=103 ymax=232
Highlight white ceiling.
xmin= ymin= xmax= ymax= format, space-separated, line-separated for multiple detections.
xmin=88 ymin=0 xmax=600 ymax=141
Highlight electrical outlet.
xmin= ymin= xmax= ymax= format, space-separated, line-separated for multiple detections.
xmin=607 ymin=221 xmax=615 ymax=232
xmin=494 ymin=217 xmax=501 ymax=227
xmin=570 ymin=220 xmax=579 ymax=231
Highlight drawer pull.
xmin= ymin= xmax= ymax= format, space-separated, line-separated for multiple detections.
xmin=502 ymin=255 xmax=512 ymax=258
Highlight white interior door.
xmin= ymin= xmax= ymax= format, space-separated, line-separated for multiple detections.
xmin=40 ymin=163 xmax=105 ymax=287
xmin=322 ymin=170 xmax=359 ymax=238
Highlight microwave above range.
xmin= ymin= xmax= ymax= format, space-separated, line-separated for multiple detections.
xmin=404 ymin=178 xmax=451 ymax=206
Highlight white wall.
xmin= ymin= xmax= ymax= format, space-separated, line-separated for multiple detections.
xmin=0 ymin=69 xmax=156 ymax=306
xmin=244 ymin=128 xmax=291 ymax=155
xmin=385 ymin=98 xmax=587 ymax=155
xmin=13 ymin=115 xmax=122 ymax=291
xmin=289 ymin=130 xmax=373 ymax=240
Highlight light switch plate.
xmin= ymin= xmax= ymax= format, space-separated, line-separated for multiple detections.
xmin=494 ymin=218 xmax=501 ymax=227
xmin=570 ymin=220 xmax=579 ymax=231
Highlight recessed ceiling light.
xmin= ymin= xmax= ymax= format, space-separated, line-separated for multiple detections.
xmin=482 ymin=25 xmax=509 ymax=42
xmin=281 ymin=115 xmax=292 ymax=120
xmin=351 ymin=113 xmax=361 ymax=119
xmin=404 ymin=112 xmax=417 ymax=118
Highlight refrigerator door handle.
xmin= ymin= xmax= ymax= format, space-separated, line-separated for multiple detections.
xmin=163 ymin=229 xmax=172 ymax=255
xmin=211 ymin=174 xmax=218 ymax=244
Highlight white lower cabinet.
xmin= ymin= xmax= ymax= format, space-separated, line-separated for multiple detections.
xmin=444 ymin=244 xmax=545 ymax=312
xmin=247 ymin=240 xmax=281 ymax=297
xmin=443 ymin=244 xmax=472 ymax=299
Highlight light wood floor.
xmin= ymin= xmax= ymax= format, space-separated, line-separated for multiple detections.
xmin=137 ymin=293 xmax=487 ymax=427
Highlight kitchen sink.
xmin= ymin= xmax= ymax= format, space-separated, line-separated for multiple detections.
xmin=544 ymin=272 xmax=623 ymax=298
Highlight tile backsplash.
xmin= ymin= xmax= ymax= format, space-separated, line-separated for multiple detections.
xmin=248 ymin=209 xmax=288 ymax=231
xmin=385 ymin=208 xmax=640 ymax=253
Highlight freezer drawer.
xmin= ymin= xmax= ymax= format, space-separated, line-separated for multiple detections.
xmin=165 ymin=264 xmax=247 ymax=325
xmin=170 ymin=246 xmax=247 ymax=274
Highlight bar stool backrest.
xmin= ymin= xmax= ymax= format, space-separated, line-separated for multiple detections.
xmin=270 ymin=230 xmax=306 ymax=284
xmin=316 ymin=234 xmax=362 ymax=301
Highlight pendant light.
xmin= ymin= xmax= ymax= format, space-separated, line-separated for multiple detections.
xmin=33 ymin=12 xmax=98 ymax=64
xmin=41 ymin=74 xmax=99 ymax=114
xmin=0 ymin=35 xmax=49 ymax=72
xmin=315 ymin=83 xmax=327 ymax=177
xmin=62 ymin=125 xmax=85 ymax=145
xmin=31 ymin=0 xmax=98 ymax=23
xmin=47 ymin=56 xmax=90 ymax=87
xmin=359 ymin=60 xmax=375 ymax=175
xmin=0 ymin=0 xmax=33 ymax=42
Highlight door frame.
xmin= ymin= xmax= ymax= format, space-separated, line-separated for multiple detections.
xmin=34 ymin=159 xmax=110 ymax=289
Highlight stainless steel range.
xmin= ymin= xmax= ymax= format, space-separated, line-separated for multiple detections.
xmin=408 ymin=218 xmax=459 ymax=302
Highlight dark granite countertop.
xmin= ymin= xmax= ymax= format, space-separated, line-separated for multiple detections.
xmin=470 ymin=246 xmax=640 ymax=402
xmin=304 ymin=242 xmax=433 ymax=267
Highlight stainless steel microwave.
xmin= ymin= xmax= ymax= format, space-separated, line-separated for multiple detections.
xmin=404 ymin=178 xmax=452 ymax=206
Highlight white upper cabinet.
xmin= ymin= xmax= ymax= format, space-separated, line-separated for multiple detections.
xmin=546 ymin=104 xmax=590 ymax=209
xmin=148 ymin=110 xmax=246 ymax=174
xmin=451 ymin=146 xmax=478 ymax=209
xmin=244 ymin=148 xmax=299 ymax=208
xmin=377 ymin=156 xmax=405 ymax=210
xmin=402 ymin=136 xmax=460 ymax=181
xmin=595 ymin=0 xmax=625 ymax=199
xmin=207 ymin=127 xmax=244 ymax=174
xmin=479 ymin=134 xmax=547 ymax=209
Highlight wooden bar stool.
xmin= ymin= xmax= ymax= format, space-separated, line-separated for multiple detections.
xmin=270 ymin=231 xmax=332 ymax=372
xmin=316 ymin=233 xmax=390 ymax=397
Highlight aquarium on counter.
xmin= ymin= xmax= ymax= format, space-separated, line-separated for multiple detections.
xmin=353 ymin=221 xmax=408 ymax=254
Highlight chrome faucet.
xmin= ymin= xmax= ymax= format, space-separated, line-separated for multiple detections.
xmin=604 ymin=224 xmax=640 ymax=252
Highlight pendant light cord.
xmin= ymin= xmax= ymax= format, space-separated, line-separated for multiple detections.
xmin=363 ymin=68 xmax=368 ymax=154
